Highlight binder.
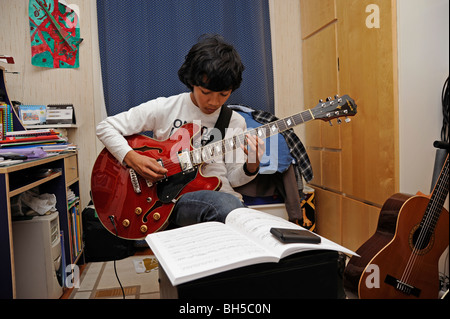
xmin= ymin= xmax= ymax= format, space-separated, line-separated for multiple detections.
xmin=46 ymin=104 xmax=76 ymax=124
xmin=0 ymin=104 xmax=11 ymax=134
xmin=0 ymin=111 xmax=3 ymax=140
xmin=0 ymin=104 xmax=14 ymax=131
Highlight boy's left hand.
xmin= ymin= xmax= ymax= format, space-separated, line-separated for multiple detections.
xmin=241 ymin=134 xmax=265 ymax=174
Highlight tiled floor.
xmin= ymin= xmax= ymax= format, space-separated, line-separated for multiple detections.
xmin=68 ymin=254 xmax=160 ymax=299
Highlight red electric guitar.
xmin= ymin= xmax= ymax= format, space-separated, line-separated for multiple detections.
xmin=91 ymin=95 xmax=357 ymax=239
xmin=344 ymin=154 xmax=449 ymax=299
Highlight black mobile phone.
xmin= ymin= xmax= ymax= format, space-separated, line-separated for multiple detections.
xmin=270 ymin=227 xmax=321 ymax=244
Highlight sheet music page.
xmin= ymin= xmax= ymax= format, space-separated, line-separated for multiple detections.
xmin=146 ymin=221 xmax=278 ymax=286
xmin=226 ymin=208 xmax=356 ymax=259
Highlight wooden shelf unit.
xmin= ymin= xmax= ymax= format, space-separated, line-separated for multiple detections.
xmin=0 ymin=153 xmax=82 ymax=299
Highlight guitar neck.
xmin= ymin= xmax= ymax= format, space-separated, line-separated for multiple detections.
xmin=189 ymin=109 xmax=315 ymax=166
xmin=185 ymin=94 xmax=356 ymax=167
xmin=421 ymin=154 xmax=449 ymax=232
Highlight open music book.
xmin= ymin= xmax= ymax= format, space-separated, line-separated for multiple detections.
xmin=145 ymin=208 xmax=356 ymax=286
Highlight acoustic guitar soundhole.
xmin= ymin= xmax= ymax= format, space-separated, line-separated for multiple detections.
xmin=409 ymin=224 xmax=434 ymax=255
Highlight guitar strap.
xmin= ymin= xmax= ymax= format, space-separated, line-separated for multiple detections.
xmin=201 ymin=105 xmax=233 ymax=146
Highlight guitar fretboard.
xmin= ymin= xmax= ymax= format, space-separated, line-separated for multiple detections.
xmin=189 ymin=109 xmax=314 ymax=166
xmin=185 ymin=94 xmax=356 ymax=166
xmin=421 ymin=155 xmax=449 ymax=233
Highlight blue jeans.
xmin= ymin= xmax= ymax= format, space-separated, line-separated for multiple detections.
xmin=172 ymin=190 xmax=244 ymax=227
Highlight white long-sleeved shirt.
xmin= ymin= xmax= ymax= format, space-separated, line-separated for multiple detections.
xmin=96 ymin=92 xmax=257 ymax=199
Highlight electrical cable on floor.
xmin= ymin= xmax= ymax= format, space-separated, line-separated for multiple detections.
xmin=109 ymin=215 xmax=126 ymax=299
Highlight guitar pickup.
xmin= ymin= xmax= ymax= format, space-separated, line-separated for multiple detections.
xmin=177 ymin=149 xmax=193 ymax=171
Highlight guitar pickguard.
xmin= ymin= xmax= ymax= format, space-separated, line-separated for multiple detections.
xmin=156 ymin=168 xmax=199 ymax=203
xmin=141 ymin=168 xmax=199 ymax=223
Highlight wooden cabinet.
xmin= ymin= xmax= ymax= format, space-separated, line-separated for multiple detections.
xmin=341 ymin=196 xmax=380 ymax=251
xmin=64 ymin=155 xmax=79 ymax=185
xmin=300 ymin=0 xmax=336 ymax=39
xmin=337 ymin=0 xmax=399 ymax=205
xmin=313 ymin=187 xmax=342 ymax=244
xmin=301 ymin=0 xmax=398 ymax=250
xmin=0 ymin=153 xmax=82 ymax=298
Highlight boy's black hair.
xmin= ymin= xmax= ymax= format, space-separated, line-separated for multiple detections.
xmin=178 ymin=34 xmax=244 ymax=92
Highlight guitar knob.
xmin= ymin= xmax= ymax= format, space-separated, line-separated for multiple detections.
xmin=153 ymin=213 xmax=161 ymax=221
xmin=140 ymin=225 xmax=148 ymax=233
xmin=122 ymin=219 xmax=130 ymax=227
xmin=135 ymin=207 xmax=142 ymax=215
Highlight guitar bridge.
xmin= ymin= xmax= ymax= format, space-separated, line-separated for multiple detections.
xmin=129 ymin=168 xmax=141 ymax=194
xmin=384 ymin=274 xmax=421 ymax=297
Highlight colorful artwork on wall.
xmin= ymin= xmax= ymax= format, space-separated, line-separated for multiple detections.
xmin=29 ymin=0 xmax=82 ymax=68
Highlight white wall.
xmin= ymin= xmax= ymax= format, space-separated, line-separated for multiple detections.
xmin=397 ymin=0 xmax=449 ymax=200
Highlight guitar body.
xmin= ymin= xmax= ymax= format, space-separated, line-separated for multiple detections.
xmin=91 ymin=123 xmax=222 ymax=240
xmin=345 ymin=193 xmax=449 ymax=299
xmin=343 ymin=193 xmax=410 ymax=298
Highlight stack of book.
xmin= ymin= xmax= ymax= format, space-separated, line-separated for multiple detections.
xmin=0 ymin=129 xmax=75 ymax=165
xmin=1 ymin=128 xmax=63 ymax=145
xmin=67 ymin=188 xmax=80 ymax=208
xmin=67 ymin=187 xmax=82 ymax=262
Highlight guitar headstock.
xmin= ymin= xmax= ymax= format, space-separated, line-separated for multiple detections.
xmin=311 ymin=95 xmax=357 ymax=124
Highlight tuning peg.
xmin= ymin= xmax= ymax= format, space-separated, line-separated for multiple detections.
xmin=328 ymin=121 xmax=333 ymax=126
xmin=334 ymin=94 xmax=340 ymax=99
xmin=337 ymin=118 xmax=342 ymax=124
xmin=345 ymin=117 xmax=351 ymax=123
xmin=326 ymin=97 xmax=332 ymax=102
xmin=319 ymin=99 xmax=324 ymax=103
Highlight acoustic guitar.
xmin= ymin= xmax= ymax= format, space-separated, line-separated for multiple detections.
xmin=344 ymin=154 xmax=449 ymax=299
xmin=91 ymin=95 xmax=357 ymax=239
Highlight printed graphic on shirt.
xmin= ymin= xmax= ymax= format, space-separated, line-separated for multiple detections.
xmin=170 ymin=118 xmax=210 ymax=147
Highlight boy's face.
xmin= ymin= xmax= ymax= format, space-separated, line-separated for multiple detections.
xmin=191 ymin=85 xmax=232 ymax=114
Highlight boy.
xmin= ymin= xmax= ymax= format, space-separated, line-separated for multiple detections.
xmin=96 ymin=34 xmax=265 ymax=227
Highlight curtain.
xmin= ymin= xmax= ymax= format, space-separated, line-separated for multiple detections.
xmin=97 ymin=0 xmax=274 ymax=116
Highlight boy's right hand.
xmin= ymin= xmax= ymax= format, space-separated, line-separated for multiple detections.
xmin=123 ymin=150 xmax=168 ymax=183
